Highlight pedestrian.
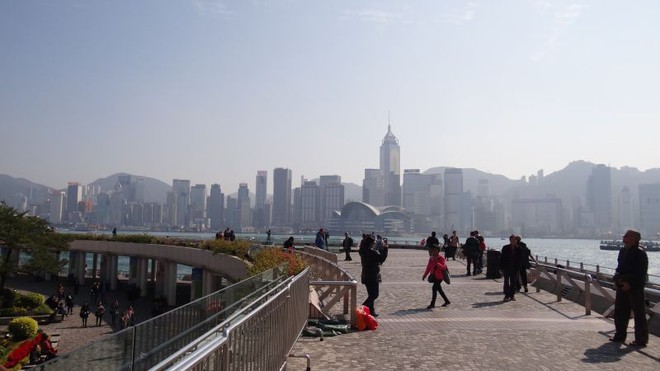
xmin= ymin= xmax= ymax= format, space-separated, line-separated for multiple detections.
xmin=56 ymin=301 xmax=68 ymax=321
xmin=425 ymin=231 xmax=440 ymax=255
xmin=609 ymin=230 xmax=648 ymax=347
xmin=283 ymin=236 xmax=295 ymax=253
xmin=342 ymin=232 xmax=354 ymax=261
xmin=315 ymin=228 xmax=327 ymax=250
xmin=95 ymin=301 xmax=105 ymax=326
xmin=422 ymin=245 xmax=451 ymax=309
xmin=359 ymin=234 xmax=388 ymax=317
xmin=65 ymin=292 xmax=74 ymax=315
xmin=463 ymin=231 xmax=480 ymax=276
xmin=110 ymin=299 xmax=120 ymax=325
xmin=516 ymin=236 xmax=536 ymax=292
xmin=80 ymin=302 xmax=90 ymax=327
xmin=448 ymin=231 xmax=459 ymax=261
xmin=499 ymin=235 xmax=522 ymax=302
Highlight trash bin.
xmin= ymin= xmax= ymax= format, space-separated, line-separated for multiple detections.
xmin=486 ymin=249 xmax=502 ymax=279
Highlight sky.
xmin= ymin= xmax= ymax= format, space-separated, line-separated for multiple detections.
xmin=2 ymin=0 xmax=660 ymax=194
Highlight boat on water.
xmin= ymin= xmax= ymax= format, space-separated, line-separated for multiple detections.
xmin=599 ymin=240 xmax=660 ymax=252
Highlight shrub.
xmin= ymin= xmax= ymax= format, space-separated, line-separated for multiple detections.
xmin=14 ymin=293 xmax=44 ymax=309
xmin=249 ymin=248 xmax=307 ymax=276
xmin=0 ymin=289 xmax=17 ymax=308
xmin=7 ymin=317 xmax=38 ymax=340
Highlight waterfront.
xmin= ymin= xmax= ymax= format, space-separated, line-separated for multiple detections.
xmin=60 ymin=231 xmax=660 ymax=283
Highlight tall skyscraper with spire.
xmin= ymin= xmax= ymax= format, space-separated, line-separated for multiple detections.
xmin=380 ymin=124 xmax=401 ymax=206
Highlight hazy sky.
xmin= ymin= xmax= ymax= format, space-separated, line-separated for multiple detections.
xmin=2 ymin=0 xmax=659 ymax=193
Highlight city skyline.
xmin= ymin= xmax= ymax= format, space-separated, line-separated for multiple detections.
xmin=2 ymin=1 xmax=660 ymax=190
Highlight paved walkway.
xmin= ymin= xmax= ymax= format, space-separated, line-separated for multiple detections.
xmin=5 ymin=275 xmax=157 ymax=354
xmin=288 ymin=249 xmax=659 ymax=370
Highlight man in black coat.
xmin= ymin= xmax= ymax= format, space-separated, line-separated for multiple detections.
xmin=463 ymin=231 xmax=481 ymax=276
xmin=610 ymin=230 xmax=648 ymax=347
xmin=359 ymin=235 xmax=388 ymax=317
xmin=499 ymin=235 xmax=522 ymax=301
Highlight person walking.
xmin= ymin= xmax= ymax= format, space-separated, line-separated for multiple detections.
xmin=359 ymin=234 xmax=388 ymax=317
xmin=342 ymin=232 xmax=354 ymax=261
xmin=425 ymin=231 xmax=440 ymax=256
xmin=610 ymin=230 xmax=649 ymax=347
xmin=463 ymin=231 xmax=480 ymax=276
xmin=95 ymin=302 xmax=105 ymax=326
xmin=422 ymin=246 xmax=450 ymax=309
xmin=516 ymin=236 xmax=536 ymax=292
xmin=110 ymin=299 xmax=120 ymax=325
xmin=80 ymin=302 xmax=90 ymax=327
xmin=499 ymin=235 xmax=522 ymax=302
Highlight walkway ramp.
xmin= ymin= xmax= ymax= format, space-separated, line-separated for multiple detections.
xmin=288 ymin=249 xmax=659 ymax=370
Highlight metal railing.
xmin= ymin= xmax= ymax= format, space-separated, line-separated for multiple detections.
xmin=298 ymin=247 xmax=358 ymax=327
xmin=534 ymin=255 xmax=660 ymax=287
xmin=531 ymin=261 xmax=660 ymax=318
xmin=39 ymin=266 xmax=291 ymax=370
xmin=153 ymin=268 xmax=310 ymax=370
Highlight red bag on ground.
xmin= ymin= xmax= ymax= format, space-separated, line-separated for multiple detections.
xmin=355 ymin=305 xmax=379 ymax=331
xmin=356 ymin=305 xmax=368 ymax=330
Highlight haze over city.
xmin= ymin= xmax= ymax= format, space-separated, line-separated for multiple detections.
xmin=2 ymin=1 xmax=660 ymax=193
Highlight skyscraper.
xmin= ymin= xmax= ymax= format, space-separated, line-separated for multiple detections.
xmin=255 ymin=171 xmax=268 ymax=229
xmin=444 ymin=168 xmax=464 ymax=232
xmin=208 ymin=184 xmax=225 ymax=230
xmin=363 ymin=169 xmax=385 ymax=206
xmin=380 ymin=125 xmax=401 ymax=206
xmin=319 ymin=175 xmax=344 ymax=225
xmin=190 ymin=184 xmax=208 ymax=229
xmin=586 ymin=164 xmax=612 ymax=234
xmin=172 ymin=179 xmax=191 ymax=228
xmin=66 ymin=182 xmax=82 ymax=221
xmin=272 ymin=168 xmax=292 ymax=226
xmin=237 ymin=183 xmax=251 ymax=230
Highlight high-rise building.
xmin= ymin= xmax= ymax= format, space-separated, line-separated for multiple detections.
xmin=208 ymin=184 xmax=225 ymax=230
xmin=300 ymin=180 xmax=320 ymax=228
xmin=639 ymin=183 xmax=660 ymax=238
xmin=237 ymin=183 xmax=251 ymax=230
xmin=619 ymin=186 xmax=634 ymax=232
xmin=380 ymin=125 xmax=401 ymax=206
xmin=255 ymin=171 xmax=268 ymax=229
xmin=444 ymin=168 xmax=464 ymax=232
xmin=319 ymin=175 xmax=343 ymax=225
xmin=363 ymin=169 xmax=385 ymax=206
xmin=172 ymin=179 xmax=191 ymax=228
xmin=49 ymin=191 xmax=65 ymax=223
xmin=272 ymin=168 xmax=292 ymax=226
xmin=586 ymin=164 xmax=612 ymax=234
xmin=190 ymin=184 xmax=208 ymax=229
xmin=66 ymin=182 xmax=82 ymax=221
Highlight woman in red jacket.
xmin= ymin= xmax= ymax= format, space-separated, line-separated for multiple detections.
xmin=422 ymin=246 xmax=451 ymax=309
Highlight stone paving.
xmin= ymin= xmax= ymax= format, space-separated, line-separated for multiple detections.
xmin=287 ymin=249 xmax=660 ymax=371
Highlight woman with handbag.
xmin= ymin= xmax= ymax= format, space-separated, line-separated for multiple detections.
xmin=422 ymin=245 xmax=451 ymax=309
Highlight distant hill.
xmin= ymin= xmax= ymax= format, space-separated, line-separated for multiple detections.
xmin=0 ymin=174 xmax=55 ymax=205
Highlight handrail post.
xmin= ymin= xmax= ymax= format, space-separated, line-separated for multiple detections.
xmin=584 ymin=274 xmax=592 ymax=315
xmin=555 ymin=269 xmax=562 ymax=302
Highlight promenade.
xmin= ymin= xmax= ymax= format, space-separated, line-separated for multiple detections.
xmin=288 ymin=249 xmax=659 ymax=370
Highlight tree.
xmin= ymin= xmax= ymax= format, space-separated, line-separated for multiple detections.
xmin=0 ymin=202 xmax=71 ymax=289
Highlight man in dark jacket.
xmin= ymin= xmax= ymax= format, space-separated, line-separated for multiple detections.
xmin=359 ymin=235 xmax=388 ymax=317
xmin=610 ymin=230 xmax=648 ymax=347
xmin=463 ymin=231 xmax=481 ymax=276
xmin=499 ymin=235 xmax=522 ymax=301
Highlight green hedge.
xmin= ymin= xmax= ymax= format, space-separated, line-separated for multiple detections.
xmin=7 ymin=317 xmax=38 ymax=340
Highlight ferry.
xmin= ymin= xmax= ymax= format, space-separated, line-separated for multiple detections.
xmin=599 ymin=239 xmax=660 ymax=252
